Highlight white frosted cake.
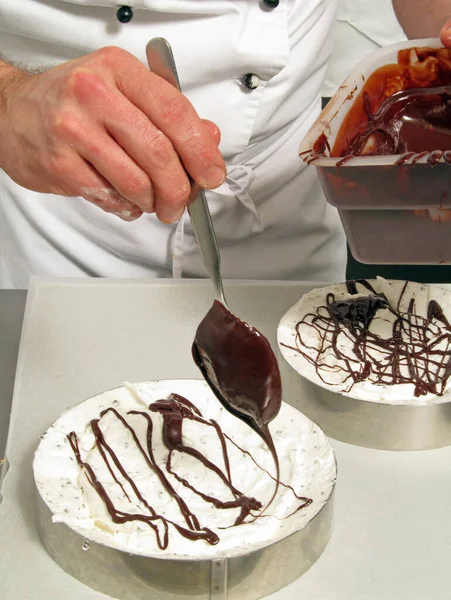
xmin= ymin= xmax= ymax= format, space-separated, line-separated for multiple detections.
xmin=278 ymin=278 xmax=451 ymax=405
xmin=34 ymin=380 xmax=336 ymax=560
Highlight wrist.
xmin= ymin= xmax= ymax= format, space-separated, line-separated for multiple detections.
xmin=0 ymin=60 xmax=31 ymax=105
xmin=0 ymin=61 xmax=33 ymax=162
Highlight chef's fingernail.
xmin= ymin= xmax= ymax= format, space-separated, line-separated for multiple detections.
xmin=174 ymin=206 xmax=186 ymax=221
xmin=115 ymin=210 xmax=142 ymax=222
xmin=201 ymin=165 xmax=226 ymax=189
xmin=440 ymin=19 xmax=451 ymax=43
xmin=158 ymin=205 xmax=185 ymax=224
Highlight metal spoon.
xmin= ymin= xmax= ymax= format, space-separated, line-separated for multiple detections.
xmin=146 ymin=38 xmax=282 ymax=442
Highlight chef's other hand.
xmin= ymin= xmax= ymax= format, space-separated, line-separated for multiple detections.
xmin=440 ymin=18 xmax=451 ymax=47
xmin=0 ymin=47 xmax=225 ymax=223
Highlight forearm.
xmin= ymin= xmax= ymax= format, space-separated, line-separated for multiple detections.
xmin=392 ymin=0 xmax=451 ymax=38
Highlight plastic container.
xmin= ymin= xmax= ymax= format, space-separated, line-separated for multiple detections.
xmin=299 ymin=39 xmax=451 ymax=264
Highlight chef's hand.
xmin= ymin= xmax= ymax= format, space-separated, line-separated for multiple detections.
xmin=441 ymin=18 xmax=451 ymax=46
xmin=0 ymin=47 xmax=225 ymax=223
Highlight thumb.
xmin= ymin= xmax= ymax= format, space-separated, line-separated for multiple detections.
xmin=440 ymin=16 xmax=451 ymax=47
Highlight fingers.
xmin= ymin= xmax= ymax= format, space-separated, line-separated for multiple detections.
xmin=80 ymin=180 xmax=144 ymax=221
xmin=54 ymin=152 xmax=144 ymax=221
xmin=74 ymin=123 xmax=156 ymax=214
xmin=13 ymin=47 xmax=225 ymax=225
xmin=440 ymin=17 xmax=451 ymax=47
xmin=109 ymin=56 xmax=226 ymax=189
xmin=67 ymin=54 xmax=223 ymax=223
xmin=102 ymin=97 xmax=191 ymax=223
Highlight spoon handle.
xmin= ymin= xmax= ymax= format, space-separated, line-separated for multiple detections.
xmin=146 ymin=38 xmax=227 ymax=305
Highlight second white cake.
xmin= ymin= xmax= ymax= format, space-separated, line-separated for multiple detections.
xmin=278 ymin=278 xmax=451 ymax=405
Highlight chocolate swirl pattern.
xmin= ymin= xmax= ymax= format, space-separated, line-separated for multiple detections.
xmin=67 ymin=391 xmax=311 ymax=550
xmin=34 ymin=381 xmax=336 ymax=559
xmin=279 ymin=279 xmax=451 ymax=399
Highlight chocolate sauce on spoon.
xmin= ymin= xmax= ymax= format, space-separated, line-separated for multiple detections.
xmin=192 ymin=300 xmax=283 ymax=507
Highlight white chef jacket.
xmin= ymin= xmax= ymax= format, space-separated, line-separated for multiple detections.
xmin=0 ymin=0 xmax=346 ymax=288
xmin=324 ymin=0 xmax=406 ymax=97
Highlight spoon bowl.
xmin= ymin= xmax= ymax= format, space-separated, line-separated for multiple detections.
xmin=192 ymin=299 xmax=282 ymax=442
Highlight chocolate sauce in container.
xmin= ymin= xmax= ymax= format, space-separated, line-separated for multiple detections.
xmin=341 ymin=87 xmax=451 ymax=157
xmin=332 ymin=48 xmax=451 ymax=159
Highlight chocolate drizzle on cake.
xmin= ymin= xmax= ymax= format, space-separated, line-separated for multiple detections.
xmin=281 ymin=280 xmax=451 ymax=397
xmin=68 ymin=393 xmax=311 ymax=549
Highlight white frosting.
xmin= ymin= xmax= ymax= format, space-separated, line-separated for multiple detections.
xmin=33 ymin=380 xmax=336 ymax=559
xmin=277 ymin=278 xmax=451 ymax=405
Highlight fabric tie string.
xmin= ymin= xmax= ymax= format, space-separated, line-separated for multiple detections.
xmin=172 ymin=163 xmax=262 ymax=278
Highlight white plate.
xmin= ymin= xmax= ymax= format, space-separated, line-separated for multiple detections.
xmin=33 ymin=379 xmax=336 ymax=560
xmin=277 ymin=279 xmax=451 ymax=406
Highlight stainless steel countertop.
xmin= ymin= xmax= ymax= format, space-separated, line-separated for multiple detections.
xmin=0 ymin=291 xmax=27 ymax=461
xmin=5 ymin=279 xmax=451 ymax=600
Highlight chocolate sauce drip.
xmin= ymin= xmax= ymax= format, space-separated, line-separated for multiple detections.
xmin=151 ymin=395 xmax=261 ymax=525
xmin=395 ymin=152 xmax=416 ymax=165
xmin=223 ymin=432 xmax=312 ymax=517
xmin=345 ymin=279 xmax=379 ymax=295
xmin=303 ymin=133 xmax=332 ymax=164
xmin=192 ymin=300 xmax=283 ymax=512
xmin=68 ymin=393 xmax=310 ymax=549
xmin=282 ymin=280 xmax=451 ymax=397
xmin=428 ymin=299 xmax=451 ymax=328
xmin=335 ymin=155 xmax=354 ymax=167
